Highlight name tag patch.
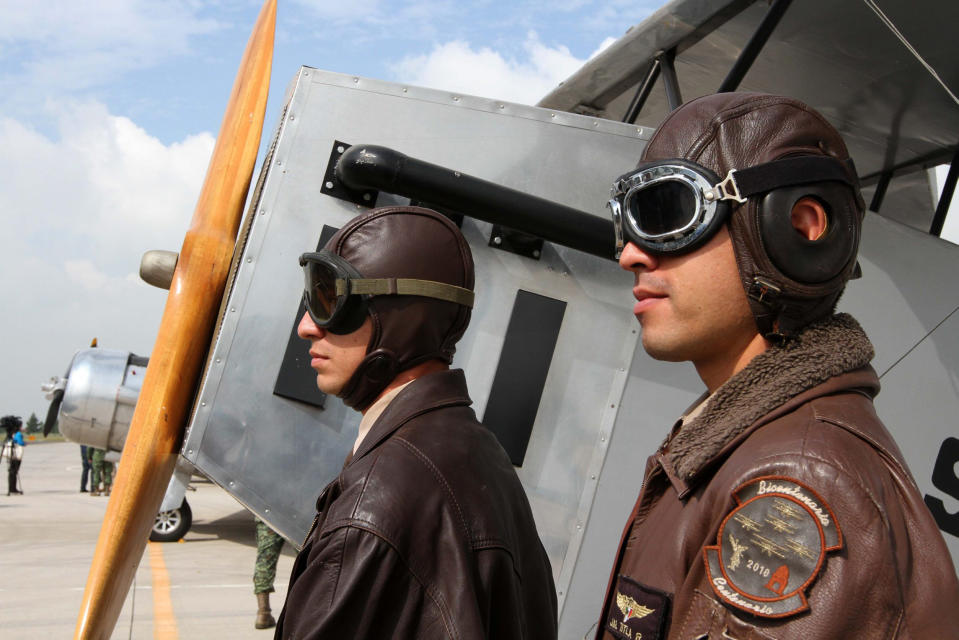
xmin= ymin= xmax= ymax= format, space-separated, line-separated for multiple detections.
xmin=604 ymin=575 xmax=670 ymax=640
xmin=703 ymin=476 xmax=842 ymax=618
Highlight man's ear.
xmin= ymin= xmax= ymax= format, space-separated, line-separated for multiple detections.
xmin=790 ymin=196 xmax=828 ymax=241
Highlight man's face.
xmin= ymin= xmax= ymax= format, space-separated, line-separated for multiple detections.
xmin=297 ymin=312 xmax=373 ymax=395
xmin=619 ymin=225 xmax=764 ymax=386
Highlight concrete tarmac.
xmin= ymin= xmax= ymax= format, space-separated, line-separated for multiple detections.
xmin=1 ymin=441 xmax=296 ymax=639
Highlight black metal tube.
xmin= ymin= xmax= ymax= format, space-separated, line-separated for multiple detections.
xmin=718 ymin=0 xmax=793 ymax=93
xmin=869 ymin=171 xmax=893 ymax=213
xmin=335 ymin=145 xmax=615 ymax=259
xmin=659 ymin=50 xmax=683 ymax=111
xmin=623 ymin=60 xmax=661 ymax=124
xmin=930 ymin=148 xmax=959 ymax=237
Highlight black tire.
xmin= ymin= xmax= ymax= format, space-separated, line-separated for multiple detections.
xmin=149 ymin=499 xmax=192 ymax=542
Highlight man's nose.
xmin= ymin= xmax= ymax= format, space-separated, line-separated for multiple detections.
xmin=618 ymin=241 xmax=659 ymax=272
xmin=297 ymin=310 xmax=326 ymax=340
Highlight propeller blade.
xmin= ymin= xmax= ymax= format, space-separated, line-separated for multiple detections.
xmin=74 ymin=2 xmax=276 ymax=637
xmin=43 ymin=388 xmax=63 ymax=437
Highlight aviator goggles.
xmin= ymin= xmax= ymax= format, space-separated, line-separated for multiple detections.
xmin=607 ymin=156 xmax=859 ymax=257
xmin=299 ymin=250 xmax=475 ymax=335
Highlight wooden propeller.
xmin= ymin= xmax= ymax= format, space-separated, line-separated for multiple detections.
xmin=74 ymin=1 xmax=276 ymax=637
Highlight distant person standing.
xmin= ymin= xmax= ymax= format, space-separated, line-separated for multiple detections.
xmin=253 ymin=517 xmax=285 ymax=629
xmin=80 ymin=445 xmax=92 ymax=493
xmin=88 ymin=446 xmax=113 ymax=496
xmin=2 ymin=416 xmax=25 ymax=495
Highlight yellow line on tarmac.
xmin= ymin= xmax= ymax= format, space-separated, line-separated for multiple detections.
xmin=147 ymin=542 xmax=178 ymax=640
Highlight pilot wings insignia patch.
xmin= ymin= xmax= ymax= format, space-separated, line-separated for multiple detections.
xmin=605 ymin=576 xmax=671 ymax=640
xmin=616 ymin=592 xmax=654 ymax=622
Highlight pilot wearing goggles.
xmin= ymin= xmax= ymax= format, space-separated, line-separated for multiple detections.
xmin=596 ymin=93 xmax=959 ymax=640
xmin=276 ymin=206 xmax=557 ymax=639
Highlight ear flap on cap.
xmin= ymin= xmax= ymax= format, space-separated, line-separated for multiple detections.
xmin=757 ymin=182 xmax=860 ymax=284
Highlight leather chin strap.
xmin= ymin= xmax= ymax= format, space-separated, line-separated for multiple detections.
xmin=339 ymin=348 xmax=401 ymax=412
xmin=745 ymin=277 xmax=844 ymax=343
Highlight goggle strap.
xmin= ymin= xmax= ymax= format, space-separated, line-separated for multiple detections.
xmin=337 ymin=278 xmax=475 ymax=308
xmin=731 ymin=156 xmax=859 ymax=199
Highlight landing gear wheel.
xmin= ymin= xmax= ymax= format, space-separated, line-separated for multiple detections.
xmin=150 ymin=499 xmax=192 ymax=542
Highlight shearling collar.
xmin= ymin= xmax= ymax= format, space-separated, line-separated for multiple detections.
xmin=665 ymin=313 xmax=875 ymax=488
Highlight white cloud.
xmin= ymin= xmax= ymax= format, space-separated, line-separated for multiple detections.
xmin=64 ymin=260 xmax=113 ymax=291
xmin=0 ymin=101 xmax=213 ymax=262
xmin=390 ymin=32 xmax=589 ymax=105
xmin=0 ymin=100 xmax=214 ymax=419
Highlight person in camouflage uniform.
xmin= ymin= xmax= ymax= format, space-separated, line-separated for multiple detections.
xmin=88 ymin=447 xmax=113 ymax=496
xmin=253 ymin=517 xmax=284 ymax=629
xmin=80 ymin=445 xmax=92 ymax=492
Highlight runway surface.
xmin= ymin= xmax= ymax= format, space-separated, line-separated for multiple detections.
xmin=1 ymin=441 xmax=296 ymax=639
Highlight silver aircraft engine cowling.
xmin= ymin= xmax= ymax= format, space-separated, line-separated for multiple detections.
xmin=48 ymin=348 xmax=148 ymax=452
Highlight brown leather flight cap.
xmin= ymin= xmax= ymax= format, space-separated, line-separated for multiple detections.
xmin=324 ymin=206 xmax=475 ymax=411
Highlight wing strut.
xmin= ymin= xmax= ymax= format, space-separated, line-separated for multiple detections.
xmin=930 ymin=146 xmax=959 ymax=237
xmin=718 ymin=0 xmax=794 ymax=93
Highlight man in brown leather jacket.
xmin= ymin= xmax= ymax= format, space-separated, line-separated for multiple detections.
xmin=599 ymin=92 xmax=959 ymax=639
xmin=275 ymin=206 xmax=558 ymax=639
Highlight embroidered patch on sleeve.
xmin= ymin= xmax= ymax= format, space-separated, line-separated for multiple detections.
xmin=703 ymin=475 xmax=842 ymax=618
xmin=604 ymin=575 xmax=671 ymax=640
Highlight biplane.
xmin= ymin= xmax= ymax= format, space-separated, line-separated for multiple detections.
xmin=47 ymin=0 xmax=958 ymax=637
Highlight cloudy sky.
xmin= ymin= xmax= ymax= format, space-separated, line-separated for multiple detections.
xmin=0 ymin=0 xmax=665 ymax=423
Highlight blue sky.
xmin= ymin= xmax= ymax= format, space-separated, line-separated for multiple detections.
xmin=0 ymin=0 xmax=663 ymax=422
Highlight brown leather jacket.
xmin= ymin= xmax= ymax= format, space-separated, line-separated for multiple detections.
xmin=276 ymin=369 xmax=558 ymax=639
xmin=598 ymin=315 xmax=959 ymax=639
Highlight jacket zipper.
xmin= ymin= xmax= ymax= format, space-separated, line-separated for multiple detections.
xmin=301 ymin=512 xmax=320 ymax=548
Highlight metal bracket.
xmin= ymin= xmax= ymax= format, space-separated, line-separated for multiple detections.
xmin=748 ymin=276 xmax=781 ymax=305
xmin=320 ymin=140 xmax=378 ymax=207
xmin=489 ymin=225 xmax=544 ymax=260
xmin=706 ymin=170 xmax=748 ymax=204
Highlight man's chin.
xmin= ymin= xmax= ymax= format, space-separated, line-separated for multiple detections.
xmin=315 ymin=377 xmax=345 ymax=396
xmin=641 ymin=334 xmax=690 ymax=363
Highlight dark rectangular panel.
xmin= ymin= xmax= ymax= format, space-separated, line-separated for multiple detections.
xmin=272 ymin=225 xmax=339 ymax=408
xmin=482 ymin=290 xmax=566 ymax=466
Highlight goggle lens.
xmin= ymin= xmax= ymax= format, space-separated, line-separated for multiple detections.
xmin=626 ymin=180 xmax=697 ymax=237
xmin=610 ymin=160 xmax=728 ymax=256
xmin=298 ymin=248 xmax=474 ymax=334
xmin=302 ymin=260 xmax=340 ymax=324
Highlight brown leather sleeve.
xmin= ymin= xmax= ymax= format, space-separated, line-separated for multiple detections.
xmin=278 ymin=525 xmax=449 ymax=639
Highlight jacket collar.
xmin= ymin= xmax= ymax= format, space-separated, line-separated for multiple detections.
xmin=349 ymin=368 xmax=473 ymax=464
xmin=660 ymin=313 xmax=878 ymax=496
